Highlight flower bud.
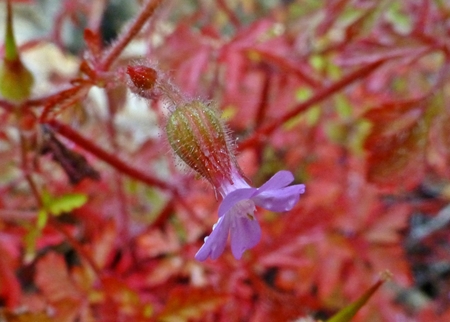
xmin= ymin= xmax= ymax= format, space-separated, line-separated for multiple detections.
xmin=165 ymin=101 xmax=236 ymax=188
xmin=126 ymin=65 xmax=157 ymax=91
xmin=0 ymin=1 xmax=34 ymax=102
xmin=0 ymin=59 xmax=34 ymax=102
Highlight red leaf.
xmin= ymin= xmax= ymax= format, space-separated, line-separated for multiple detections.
xmin=156 ymin=287 xmax=228 ymax=321
xmin=363 ymin=100 xmax=428 ymax=187
xmin=35 ymin=253 xmax=85 ymax=322
xmin=429 ymin=106 xmax=450 ymax=177
xmin=95 ymin=276 xmax=153 ymax=321
xmin=0 ymin=243 xmax=21 ymax=308
xmin=0 ymin=309 xmax=53 ymax=322
xmin=89 ymin=219 xmax=117 ymax=269
xmin=35 ymin=252 xmax=80 ymax=303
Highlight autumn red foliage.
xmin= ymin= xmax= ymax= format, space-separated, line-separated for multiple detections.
xmin=1 ymin=0 xmax=450 ymax=321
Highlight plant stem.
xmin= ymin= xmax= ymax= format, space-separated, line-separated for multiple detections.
xmin=48 ymin=216 xmax=103 ymax=278
xmin=217 ymin=0 xmax=240 ymax=28
xmin=99 ymin=0 xmax=164 ymax=71
xmin=46 ymin=120 xmax=205 ymax=226
xmin=105 ymin=88 xmax=130 ymax=243
xmin=17 ymin=117 xmax=102 ymax=279
xmin=237 ymin=60 xmax=385 ymax=151
xmin=46 ymin=119 xmax=174 ymax=192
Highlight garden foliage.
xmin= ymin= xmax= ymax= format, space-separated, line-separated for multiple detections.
xmin=0 ymin=0 xmax=450 ymax=321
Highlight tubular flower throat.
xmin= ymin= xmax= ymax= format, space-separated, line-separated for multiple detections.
xmin=165 ymin=100 xmax=305 ymax=260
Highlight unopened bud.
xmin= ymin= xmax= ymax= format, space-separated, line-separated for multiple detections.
xmin=0 ymin=1 xmax=34 ymax=102
xmin=126 ymin=65 xmax=157 ymax=97
xmin=166 ymin=101 xmax=237 ymax=188
xmin=0 ymin=59 xmax=34 ymax=102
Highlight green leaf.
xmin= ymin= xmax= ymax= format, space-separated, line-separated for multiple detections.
xmin=335 ymin=94 xmax=352 ymax=119
xmin=385 ymin=1 xmax=412 ymax=34
xmin=47 ymin=193 xmax=88 ymax=216
xmin=37 ymin=209 xmax=48 ymax=229
xmin=326 ymin=272 xmax=391 ymax=322
xmin=23 ymin=224 xmax=41 ymax=263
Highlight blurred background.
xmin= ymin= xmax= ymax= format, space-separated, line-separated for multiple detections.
xmin=0 ymin=0 xmax=450 ymax=321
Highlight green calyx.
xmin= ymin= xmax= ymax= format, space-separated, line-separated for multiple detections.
xmin=166 ymin=101 xmax=234 ymax=187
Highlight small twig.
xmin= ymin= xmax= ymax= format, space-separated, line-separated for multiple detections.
xmin=237 ymin=60 xmax=385 ymax=151
xmin=0 ymin=99 xmax=14 ymax=112
xmin=244 ymin=49 xmax=322 ymax=88
xmin=48 ymin=216 xmax=103 ymax=277
xmin=99 ymin=0 xmax=164 ymax=71
xmin=18 ymin=129 xmax=43 ymax=208
xmin=46 ymin=120 xmax=205 ymax=226
xmin=105 ymin=88 xmax=131 ymax=243
xmin=254 ymin=64 xmax=272 ymax=162
xmin=46 ymin=119 xmax=174 ymax=191
xmin=17 ymin=118 xmax=103 ymax=279
xmin=217 ymin=0 xmax=240 ymax=28
xmin=254 ymin=64 xmax=272 ymax=129
xmin=0 ymin=209 xmax=36 ymax=221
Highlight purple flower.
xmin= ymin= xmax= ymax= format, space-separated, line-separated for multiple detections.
xmin=195 ymin=169 xmax=305 ymax=261
xmin=164 ymin=100 xmax=305 ymax=260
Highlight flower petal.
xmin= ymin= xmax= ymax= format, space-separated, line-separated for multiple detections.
xmin=253 ymin=184 xmax=305 ymax=212
xmin=195 ymin=216 xmax=230 ymax=261
xmin=230 ymin=216 xmax=261 ymax=259
xmin=218 ymin=188 xmax=257 ymax=218
xmin=257 ymin=170 xmax=295 ymax=193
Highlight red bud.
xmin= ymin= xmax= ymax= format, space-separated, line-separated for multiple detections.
xmin=127 ymin=65 xmax=157 ymax=91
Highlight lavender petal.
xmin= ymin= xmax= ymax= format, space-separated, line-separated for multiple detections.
xmin=230 ymin=216 xmax=261 ymax=259
xmin=195 ymin=216 xmax=230 ymax=261
xmin=257 ymin=170 xmax=295 ymax=193
xmin=253 ymin=184 xmax=305 ymax=212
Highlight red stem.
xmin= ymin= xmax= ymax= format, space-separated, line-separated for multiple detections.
xmin=0 ymin=99 xmax=14 ymax=112
xmin=254 ymin=65 xmax=272 ymax=128
xmin=22 ymin=84 xmax=87 ymax=108
xmin=237 ymin=60 xmax=385 ymax=151
xmin=99 ymin=0 xmax=164 ymax=71
xmin=217 ymin=0 xmax=240 ymax=28
xmin=105 ymin=89 xmax=131 ymax=243
xmin=17 ymin=117 xmax=103 ymax=280
xmin=49 ymin=217 xmax=103 ymax=278
xmin=254 ymin=64 xmax=272 ymax=162
xmin=46 ymin=119 xmax=175 ymax=192
xmin=245 ymin=49 xmax=322 ymax=88
xmin=45 ymin=120 xmax=205 ymax=227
